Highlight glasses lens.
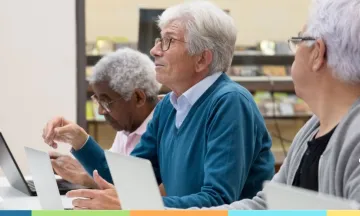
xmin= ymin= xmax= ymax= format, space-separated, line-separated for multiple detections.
xmin=288 ymin=40 xmax=297 ymax=53
xmin=162 ymin=38 xmax=170 ymax=51
xmin=155 ymin=38 xmax=160 ymax=46
xmin=100 ymin=101 xmax=110 ymax=113
xmin=92 ymin=96 xmax=110 ymax=113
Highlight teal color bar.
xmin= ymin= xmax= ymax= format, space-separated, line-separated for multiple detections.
xmin=228 ymin=210 xmax=327 ymax=216
xmin=0 ymin=210 xmax=31 ymax=216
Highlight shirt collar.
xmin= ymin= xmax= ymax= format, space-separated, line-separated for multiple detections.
xmin=124 ymin=110 xmax=154 ymax=136
xmin=170 ymin=72 xmax=222 ymax=108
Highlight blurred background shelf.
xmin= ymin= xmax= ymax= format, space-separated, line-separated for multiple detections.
xmin=86 ymin=54 xmax=295 ymax=67
xmin=87 ymin=55 xmax=102 ymax=66
xmin=87 ymin=76 xmax=295 ymax=94
xmin=263 ymin=114 xmax=311 ymax=120
xmin=230 ymin=76 xmax=294 ymax=92
xmin=231 ymin=54 xmax=294 ymax=65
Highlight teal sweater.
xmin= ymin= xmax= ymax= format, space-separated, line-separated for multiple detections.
xmin=73 ymin=73 xmax=275 ymax=209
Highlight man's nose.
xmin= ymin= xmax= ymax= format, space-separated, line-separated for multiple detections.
xmin=150 ymin=42 xmax=163 ymax=57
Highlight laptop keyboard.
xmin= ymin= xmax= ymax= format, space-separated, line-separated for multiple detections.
xmin=27 ymin=180 xmax=36 ymax=191
xmin=27 ymin=179 xmax=84 ymax=192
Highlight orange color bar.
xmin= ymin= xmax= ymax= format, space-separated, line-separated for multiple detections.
xmin=130 ymin=210 xmax=228 ymax=216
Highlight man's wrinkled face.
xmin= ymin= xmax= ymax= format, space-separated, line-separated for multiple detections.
xmin=91 ymin=81 xmax=135 ymax=132
xmin=150 ymin=20 xmax=197 ymax=89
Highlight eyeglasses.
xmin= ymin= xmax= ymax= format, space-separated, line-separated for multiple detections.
xmin=91 ymin=95 xmax=123 ymax=113
xmin=288 ymin=36 xmax=316 ymax=53
xmin=154 ymin=37 xmax=186 ymax=51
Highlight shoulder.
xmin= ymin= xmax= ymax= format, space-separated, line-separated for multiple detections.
xmin=339 ymin=102 xmax=360 ymax=131
xmin=150 ymin=92 xmax=174 ymax=123
xmin=211 ymin=75 xmax=255 ymax=105
xmin=332 ymin=102 xmax=360 ymax=148
xmin=153 ymin=93 xmax=172 ymax=111
xmin=204 ymin=77 xmax=261 ymax=124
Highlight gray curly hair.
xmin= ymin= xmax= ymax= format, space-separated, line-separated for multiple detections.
xmin=89 ymin=48 xmax=160 ymax=102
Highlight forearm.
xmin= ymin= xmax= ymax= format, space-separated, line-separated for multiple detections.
xmin=163 ymin=191 xmax=226 ymax=209
xmin=185 ymin=191 xmax=267 ymax=210
xmin=71 ymin=136 xmax=113 ymax=183
xmin=187 ymin=156 xmax=290 ymax=210
xmin=162 ymin=181 xmax=268 ymax=209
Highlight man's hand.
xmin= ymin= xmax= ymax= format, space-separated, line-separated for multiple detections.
xmin=66 ymin=170 xmax=121 ymax=210
xmin=42 ymin=116 xmax=88 ymax=150
xmin=50 ymin=152 xmax=98 ymax=189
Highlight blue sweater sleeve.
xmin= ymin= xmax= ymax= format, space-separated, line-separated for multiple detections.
xmin=71 ymin=136 xmax=113 ymax=183
xmin=71 ymin=99 xmax=163 ymax=185
xmin=162 ymin=91 xmax=270 ymax=208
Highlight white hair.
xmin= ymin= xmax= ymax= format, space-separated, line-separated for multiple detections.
xmin=89 ymin=48 xmax=160 ymax=102
xmin=157 ymin=1 xmax=237 ymax=74
xmin=305 ymin=0 xmax=360 ymax=83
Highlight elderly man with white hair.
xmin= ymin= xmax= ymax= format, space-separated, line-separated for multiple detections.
xmin=43 ymin=1 xmax=275 ymax=209
xmin=191 ymin=0 xmax=360 ymax=210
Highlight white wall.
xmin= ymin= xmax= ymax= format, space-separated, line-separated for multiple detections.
xmin=86 ymin=0 xmax=311 ymax=45
xmin=0 ymin=0 xmax=77 ymax=175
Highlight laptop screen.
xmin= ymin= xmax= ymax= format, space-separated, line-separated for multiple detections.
xmin=0 ymin=132 xmax=31 ymax=195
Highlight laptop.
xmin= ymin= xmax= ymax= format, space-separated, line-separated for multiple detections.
xmin=263 ymin=181 xmax=360 ymax=210
xmin=0 ymin=132 xmax=85 ymax=196
xmin=104 ymin=151 xmax=164 ymax=210
xmin=24 ymin=147 xmax=74 ymax=210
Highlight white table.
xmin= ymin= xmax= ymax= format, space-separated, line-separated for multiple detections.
xmin=0 ymin=177 xmax=74 ymax=210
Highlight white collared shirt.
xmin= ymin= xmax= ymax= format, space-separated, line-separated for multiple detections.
xmin=170 ymin=72 xmax=222 ymax=128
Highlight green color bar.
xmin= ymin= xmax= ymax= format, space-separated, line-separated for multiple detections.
xmin=32 ymin=210 xmax=130 ymax=216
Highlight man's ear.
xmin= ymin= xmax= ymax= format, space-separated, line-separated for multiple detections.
xmin=195 ymin=49 xmax=213 ymax=73
xmin=133 ymin=89 xmax=147 ymax=107
xmin=311 ymin=39 xmax=326 ymax=72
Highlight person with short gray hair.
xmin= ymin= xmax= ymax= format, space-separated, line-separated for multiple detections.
xmin=90 ymin=47 xmax=160 ymax=103
xmin=192 ymin=0 xmax=360 ymax=210
xmin=44 ymin=48 xmax=163 ymax=196
xmin=43 ymin=1 xmax=274 ymax=209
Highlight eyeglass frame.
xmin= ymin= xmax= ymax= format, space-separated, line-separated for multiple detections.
xmin=154 ymin=37 xmax=186 ymax=51
xmin=288 ymin=36 xmax=316 ymax=53
xmin=91 ymin=94 xmax=123 ymax=113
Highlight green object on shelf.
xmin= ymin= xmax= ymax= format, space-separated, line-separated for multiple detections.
xmin=86 ymin=100 xmax=94 ymax=121
xmin=273 ymin=92 xmax=288 ymax=100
